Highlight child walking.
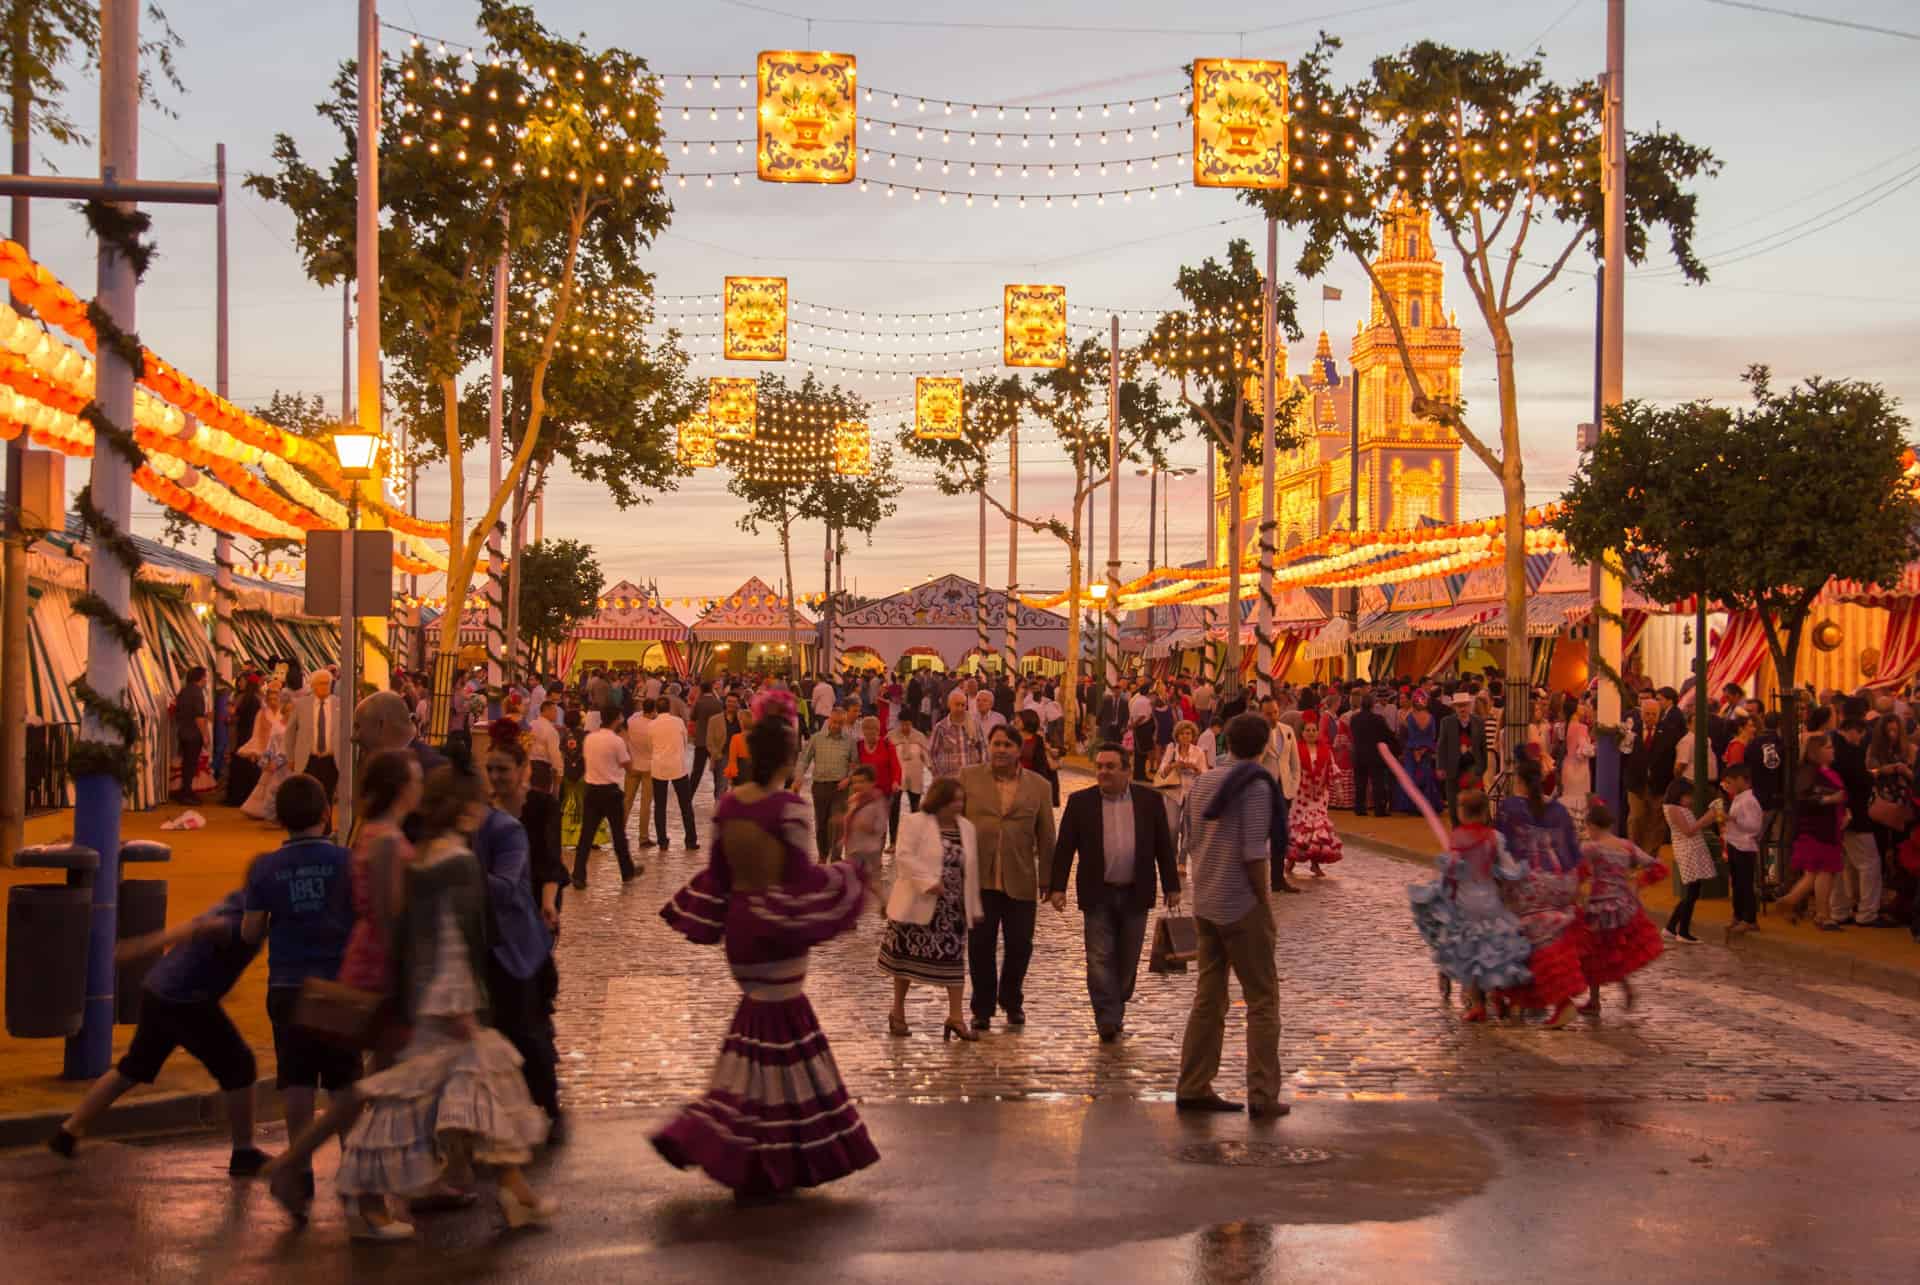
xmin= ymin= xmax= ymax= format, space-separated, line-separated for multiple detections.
xmin=1718 ymin=764 xmax=1765 ymax=940
xmin=1575 ymin=800 xmax=1665 ymax=1015
xmin=48 ymin=890 xmax=267 ymax=1173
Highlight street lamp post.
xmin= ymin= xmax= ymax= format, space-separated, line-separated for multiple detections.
xmin=1088 ymin=580 xmax=1109 ymax=744
xmin=331 ymin=426 xmax=381 ymax=843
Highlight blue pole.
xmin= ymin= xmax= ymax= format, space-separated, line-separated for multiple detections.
xmin=62 ymin=773 xmax=122 ymax=1078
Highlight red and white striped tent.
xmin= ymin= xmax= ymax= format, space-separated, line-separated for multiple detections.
xmin=558 ymin=579 xmax=691 ymax=679
xmin=688 ymin=575 xmax=816 ymax=674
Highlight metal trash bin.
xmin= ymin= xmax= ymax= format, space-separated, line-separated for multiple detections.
xmin=115 ymin=841 xmax=173 ymax=1024
xmin=6 ymin=844 xmax=101 ymax=1039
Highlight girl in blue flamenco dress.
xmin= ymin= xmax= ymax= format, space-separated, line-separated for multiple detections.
xmin=1409 ymin=789 xmax=1534 ymax=1022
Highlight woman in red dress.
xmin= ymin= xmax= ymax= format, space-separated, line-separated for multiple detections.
xmin=1286 ymin=713 xmax=1344 ymax=877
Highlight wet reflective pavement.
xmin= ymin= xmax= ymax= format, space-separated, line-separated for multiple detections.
xmin=6 ymin=771 xmax=1920 ymax=1280
xmin=552 ymin=771 xmax=1920 ymax=1109
xmin=3 ymin=1099 xmax=1916 ymax=1282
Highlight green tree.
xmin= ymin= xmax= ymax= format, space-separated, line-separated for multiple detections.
xmin=1254 ymin=35 xmax=1716 ymax=718
xmin=2 ymin=0 xmax=184 ymax=161
xmin=906 ymin=346 xmax=1182 ymax=735
xmin=725 ymin=373 xmax=895 ymax=674
xmin=1143 ymin=238 xmax=1305 ymax=691
xmin=514 ymin=537 xmax=603 ymax=674
xmin=1554 ymin=367 xmax=1920 ymax=777
xmin=247 ymin=0 xmax=674 ymax=667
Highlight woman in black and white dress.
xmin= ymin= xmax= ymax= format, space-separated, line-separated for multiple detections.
xmin=878 ymin=777 xmax=982 ymax=1042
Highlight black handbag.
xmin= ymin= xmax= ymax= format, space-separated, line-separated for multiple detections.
xmin=1148 ymin=914 xmax=1199 ymax=973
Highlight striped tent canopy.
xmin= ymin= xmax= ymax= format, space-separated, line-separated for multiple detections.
xmin=690 ymin=576 xmax=816 ymax=643
xmin=575 ymin=579 xmax=689 ymax=641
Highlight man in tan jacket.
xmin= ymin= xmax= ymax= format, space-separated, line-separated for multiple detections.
xmin=960 ymin=724 xmax=1058 ymax=1032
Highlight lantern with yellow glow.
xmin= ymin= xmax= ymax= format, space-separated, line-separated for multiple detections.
xmin=676 ymin=413 xmax=717 ymax=468
xmin=1192 ymin=58 xmax=1289 ymax=189
xmin=915 ymin=377 xmax=963 ymax=440
xmin=724 ymin=276 xmax=789 ymax=361
xmin=708 ymin=377 xmax=759 ymax=442
xmin=1003 ymin=284 xmax=1067 ymax=369
xmin=834 ymin=420 xmax=871 ymax=475
xmin=757 ymin=51 xmax=857 ymax=184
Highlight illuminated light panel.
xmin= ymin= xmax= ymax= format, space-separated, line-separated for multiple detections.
xmin=1192 ymin=58 xmax=1289 ymax=190
xmin=1002 ymin=283 xmax=1067 ymax=369
xmin=914 ymin=376 xmax=964 ymax=439
xmin=708 ymin=376 xmax=759 ymax=441
xmin=757 ymin=51 xmax=857 ymax=184
xmin=723 ymin=275 xmax=789 ymax=361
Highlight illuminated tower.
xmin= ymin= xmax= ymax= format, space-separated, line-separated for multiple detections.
xmin=1347 ymin=196 xmax=1463 ymax=530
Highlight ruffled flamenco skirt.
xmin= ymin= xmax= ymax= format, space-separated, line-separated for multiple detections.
xmin=650 ymin=956 xmax=878 ymax=1195
xmin=335 ymin=1029 xmax=550 ymax=1196
xmin=1580 ymin=913 xmax=1664 ymax=986
xmin=1504 ymin=925 xmax=1590 ymax=1010
xmin=1286 ymin=799 xmax=1344 ymax=866
xmin=1408 ymin=881 xmax=1534 ymax=993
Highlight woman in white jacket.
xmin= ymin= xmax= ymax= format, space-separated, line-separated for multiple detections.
xmin=877 ymin=777 xmax=982 ymax=1042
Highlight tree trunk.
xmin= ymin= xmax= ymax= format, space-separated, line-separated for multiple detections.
xmin=781 ymin=516 xmax=799 ymax=681
xmin=1494 ymin=333 xmax=1530 ymax=762
xmin=1224 ymin=434 xmax=1245 ymax=697
xmin=1500 ymin=468 xmax=1530 ymax=760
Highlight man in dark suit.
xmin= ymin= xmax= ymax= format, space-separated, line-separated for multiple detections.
xmin=1348 ymin=694 xmax=1394 ymax=817
xmin=1047 ymin=742 xmax=1181 ymax=1042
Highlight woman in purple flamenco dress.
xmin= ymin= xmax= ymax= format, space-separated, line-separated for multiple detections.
xmin=652 ymin=692 xmax=880 ymax=1202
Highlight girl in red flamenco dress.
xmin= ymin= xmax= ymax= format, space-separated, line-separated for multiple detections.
xmin=1286 ymin=713 xmax=1344 ymax=877
xmin=1575 ymin=799 xmax=1664 ymax=1015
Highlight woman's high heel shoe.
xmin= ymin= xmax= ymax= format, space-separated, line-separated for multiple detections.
xmin=887 ymin=1014 xmax=910 ymax=1037
xmin=343 ymin=1199 xmax=414 ymax=1242
xmin=942 ymin=1020 xmax=979 ymax=1043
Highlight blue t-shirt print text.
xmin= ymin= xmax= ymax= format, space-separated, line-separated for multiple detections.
xmin=244 ymin=836 xmax=354 ymax=988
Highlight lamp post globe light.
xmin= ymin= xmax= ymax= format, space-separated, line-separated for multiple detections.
xmin=329 ymin=423 xmax=381 ymax=841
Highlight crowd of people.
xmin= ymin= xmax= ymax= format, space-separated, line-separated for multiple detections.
xmin=87 ymin=649 xmax=1920 ymax=1231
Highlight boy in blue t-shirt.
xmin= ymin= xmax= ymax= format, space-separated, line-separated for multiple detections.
xmin=240 ymin=774 xmax=357 ymax=1191
xmin=48 ymin=889 xmax=269 ymax=1174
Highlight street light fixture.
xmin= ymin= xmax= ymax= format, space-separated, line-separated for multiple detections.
xmin=331 ymin=426 xmax=382 ymax=480
xmin=328 ymin=423 xmax=380 ymax=844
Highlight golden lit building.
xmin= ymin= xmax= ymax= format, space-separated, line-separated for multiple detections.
xmin=1215 ymin=198 xmax=1465 ymax=561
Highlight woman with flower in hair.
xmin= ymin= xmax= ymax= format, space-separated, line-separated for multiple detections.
xmin=652 ymin=688 xmax=880 ymax=1203
xmin=1285 ymin=713 xmax=1343 ymax=877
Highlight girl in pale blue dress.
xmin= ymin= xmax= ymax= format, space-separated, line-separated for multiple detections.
xmin=1409 ymin=790 xmax=1533 ymax=1022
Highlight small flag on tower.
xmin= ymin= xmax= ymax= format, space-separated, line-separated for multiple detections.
xmin=1322 ymin=285 xmax=1343 ymax=301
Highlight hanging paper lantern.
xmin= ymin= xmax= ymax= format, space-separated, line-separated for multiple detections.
xmin=915 ymin=376 xmax=964 ymax=440
xmin=708 ymin=376 xmax=758 ymax=441
xmin=723 ymin=276 xmax=789 ymax=361
xmin=1003 ymin=283 xmax=1067 ymax=369
xmin=676 ymin=413 xmax=718 ymax=468
xmin=834 ymin=419 xmax=870 ymax=476
xmin=1192 ymin=58 xmax=1290 ymax=189
xmin=757 ymin=50 xmax=857 ymax=184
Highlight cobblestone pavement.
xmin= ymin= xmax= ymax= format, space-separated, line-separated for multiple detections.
xmin=552 ymin=770 xmax=1920 ymax=1109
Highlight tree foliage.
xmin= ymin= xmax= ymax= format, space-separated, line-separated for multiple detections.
xmin=726 ymin=373 xmax=898 ymax=673
xmin=247 ymin=0 xmax=678 ymax=661
xmin=1238 ymin=33 xmax=1717 ymax=695
xmin=514 ymin=537 xmax=604 ymax=657
xmin=1 ymin=1 xmax=185 ymax=159
xmin=1555 ymin=367 xmax=1920 ymax=697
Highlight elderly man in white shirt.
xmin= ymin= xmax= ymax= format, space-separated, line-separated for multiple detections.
xmin=623 ymin=697 xmax=658 ymax=848
xmin=527 ymin=699 xmax=565 ymax=796
xmin=974 ymin=688 xmax=1007 ymax=738
xmin=649 ymin=704 xmax=698 ymax=850
xmin=572 ymin=707 xmax=637 ymax=888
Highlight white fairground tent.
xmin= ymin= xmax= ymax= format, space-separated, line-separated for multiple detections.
xmin=837 ymin=574 xmax=1068 ymax=673
xmin=689 ymin=576 xmax=816 ymax=675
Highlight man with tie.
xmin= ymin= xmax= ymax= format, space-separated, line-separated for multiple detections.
xmin=284 ymin=670 xmax=341 ymax=805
